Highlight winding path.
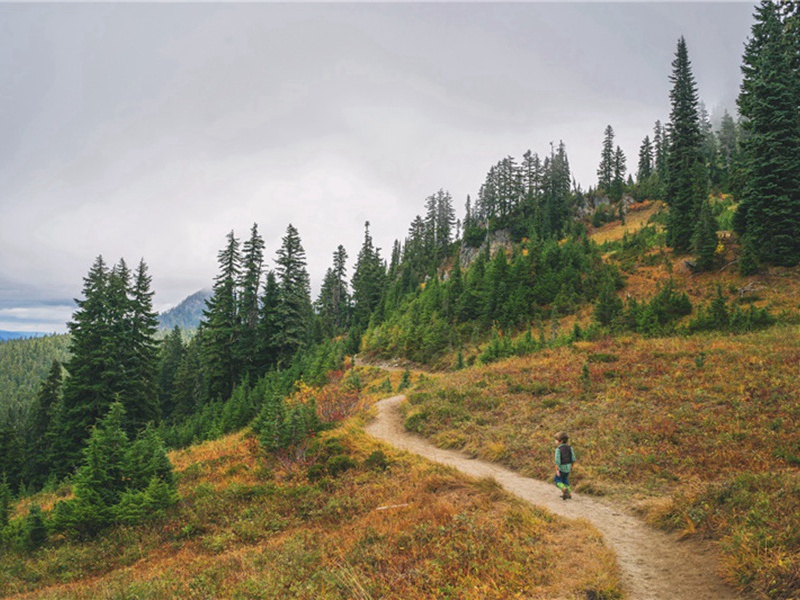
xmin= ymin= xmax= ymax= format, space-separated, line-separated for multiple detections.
xmin=366 ymin=394 xmax=745 ymax=600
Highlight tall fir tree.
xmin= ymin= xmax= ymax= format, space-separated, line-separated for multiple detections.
xmin=272 ymin=224 xmax=312 ymax=365
xmin=545 ymin=141 xmax=573 ymax=237
xmin=653 ymin=120 xmax=669 ymax=196
xmin=238 ymin=224 xmax=265 ymax=379
xmin=665 ymin=36 xmax=706 ymax=253
xmin=57 ymin=256 xmax=113 ymax=476
xmin=54 ymin=256 xmax=161 ymax=479
xmin=597 ymin=125 xmax=616 ymax=193
xmin=637 ymin=135 xmax=654 ymax=183
xmin=352 ymin=222 xmax=386 ymax=329
xmin=692 ymin=197 xmax=720 ymax=271
xmin=201 ymin=231 xmax=242 ymax=401
xmin=734 ymin=0 xmax=800 ymax=266
xmin=157 ymin=326 xmax=185 ymax=421
xmin=124 ymin=259 xmax=160 ymax=431
xmin=315 ymin=245 xmax=351 ymax=338
xmin=716 ymin=109 xmax=740 ymax=193
xmin=256 ymin=270 xmax=281 ymax=373
xmin=25 ymin=360 xmax=62 ymax=489
xmin=612 ymin=145 xmax=627 ymax=201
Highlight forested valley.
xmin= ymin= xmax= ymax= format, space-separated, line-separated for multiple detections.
xmin=1 ymin=3 xmax=799 ymax=598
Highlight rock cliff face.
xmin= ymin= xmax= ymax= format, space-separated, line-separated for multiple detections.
xmin=575 ymin=193 xmax=636 ymax=219
xmin=458 ymin=229 xmax=513 ymax=273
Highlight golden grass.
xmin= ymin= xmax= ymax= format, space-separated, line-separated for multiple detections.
xmin=590 ymin=200 xmax=662 ymax=245
xmin=403 ymin=323 xmax=800 ymax=597
xmin=3 ymin=404 xmax=621 ymax=600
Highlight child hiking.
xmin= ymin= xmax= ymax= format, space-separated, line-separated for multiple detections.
xmin=554 ymin=431 xmax=574 ymax=500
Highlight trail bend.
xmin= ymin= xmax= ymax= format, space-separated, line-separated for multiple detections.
xmin=366 ymin=394 xmax=745 ymax=600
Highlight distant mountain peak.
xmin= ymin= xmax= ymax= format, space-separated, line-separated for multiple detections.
xmin=158 ymin=289 xmax=212 ymax=331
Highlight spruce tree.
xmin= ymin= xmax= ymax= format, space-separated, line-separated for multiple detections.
xmin=597 ymin=125 xmax=615 ymax=193
xmin=201 ymin=231 xmax=242 ymax=401
xmin=157 ymin=326 xmax=185 ymax=420
xmin=545 ymin=141 xmax=573 ymax=237
xmin=57 ymin=256 xmax=112 ymax=475
xmin=169 ymin=336 xmax=204 ymax=421
xmin=0 ymin=474 xmax=11 ymax=529
xmin=716 ymin=110 xmax=740 ymax=192
xmin=666 ymin=36 xmax=706 ymax=253
xmin=25 ymin=360 xmax=62 ymax=489
xmin=256 ymin=270 xmax=281 ymax=372
xmin=238 ymin=224 xmax=265 ymax=379
xmin=23 ymin=505 xmax=48 ymax=551
xmin=692 ymin=197 xmax=719 ymax=271
xmin=735 ymin=0 xmax=800 ymax=266
xmin=612 ymin=145 xmax=627 ymax=201
xmin=66 ymin=402 xmax=130 ymax=536
xmin=125 ymin=259 xmax=160 ymax=431
xmin=637 ymin=135 xmax=654 ymax=183
xmin=316 ymin=245 xmax=351 ymax=337
xmin=352 ymin=222 xmax=386 ymax=329
xmin=653 ymin=120 xmax=669 ymax=196
xmin=272 ymin=224 xmax=313 ymax=365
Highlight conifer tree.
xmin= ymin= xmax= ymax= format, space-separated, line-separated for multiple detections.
xmin=692 ymin=197 xmax=719 ymax=271
xmin=666 ymin=36 xmax=706 ymax=253
xmin=25 ymin=360 xmax=62 ymax=488
xmin=57 ymin=256 xmax=112 ymax=473
xmin=124 ymin=259 xmax=160 ymax=431
xmin=653 ymin=120 xmax=669 ymax=196
xmin=256 ymin=270 xmax=281 ymax=372
xmin=612 ymin=145 xmax=627 ymax=201
xmin=637 ymin=136 xmax=654 ymax=183
xmin=237 ymin=224 xmax=265 ymax=379
xmin=597 ymin=125 xmax=616 ymax=193
xmin=126 ymin=424 xmax=174 ymax=490
xmin=352 ymin=222 xmax=386 ymax=329
xmin=735 ymin=0 xmax=800 ymax=266
xmin=0 ymin=474 xmax=11 ymax=529
xmin=169 ymin=336 xmax=204 ymax=421
xmin=272 ymin=224 xmax=312 ymax=364
xmin=66 ymin=402 xmax=130 ymax=536
xmin=545 ymin=141 xmax=573 ymax=237
xmin=157 ymin=327 xmax=185 ymax=420
xmin=0 ymin=418 xmax=22 ymax=493
xmin=201 ymin=231 xmax=242 ymax=401
xmin=23 ymin=505 xmax=48 ymax=551
xmin=716 ymin=110 xmax=740 ymax=193
xmin=316 ymin=245 xmax=351 ymax=337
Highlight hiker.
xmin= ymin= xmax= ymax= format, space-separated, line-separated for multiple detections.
xmin=554 ymin=431 xmax=574 ymax=500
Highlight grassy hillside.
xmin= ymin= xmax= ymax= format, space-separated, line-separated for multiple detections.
xmin=395 ymin=208 xmax=800 ymax=598
xmin=1 ymin=368 xmax=621 ymax=600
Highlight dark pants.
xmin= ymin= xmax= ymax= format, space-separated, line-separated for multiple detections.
xmin=554 ymin=470 xmax=570 ymax=488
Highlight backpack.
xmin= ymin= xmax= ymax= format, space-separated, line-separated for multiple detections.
xmin=558 ymin=443 xmax=573 ymax=465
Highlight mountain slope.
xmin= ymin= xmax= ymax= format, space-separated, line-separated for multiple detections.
xmin=158 ymin=289 xmax=211 ymax=332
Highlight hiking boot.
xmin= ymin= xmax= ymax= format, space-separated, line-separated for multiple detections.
xmin=561 ymin=488 xmax=572 ymax=500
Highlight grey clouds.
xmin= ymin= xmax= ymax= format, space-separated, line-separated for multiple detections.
xmin=0 ymin=2 xmax=755 ymax=332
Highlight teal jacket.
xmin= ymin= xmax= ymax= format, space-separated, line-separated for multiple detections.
xmin=555 ymin=444 xmax=575 ymax=473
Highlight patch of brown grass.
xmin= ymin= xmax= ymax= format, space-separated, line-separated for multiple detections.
xmin=404 ymin=324 xmax=800 ymax=597
xmin=2 ymin=410 xmax=621 ymax=600
xmin=590 ymin=200 xmax=662 ymax=245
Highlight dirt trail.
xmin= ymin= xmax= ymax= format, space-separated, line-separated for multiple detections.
xmin=366 ymin=394 xmax=745 ymax=600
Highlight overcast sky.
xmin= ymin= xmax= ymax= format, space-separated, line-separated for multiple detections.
xmin=0 ymin=2 xmax=756 ymax=333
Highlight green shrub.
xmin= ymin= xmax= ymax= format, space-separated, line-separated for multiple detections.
xmin=326 ymin=455 xmax=356 ymax=477
xmin=364 ymin=450 xmax=389 ymax=471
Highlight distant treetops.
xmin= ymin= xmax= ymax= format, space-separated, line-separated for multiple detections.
xmin=598 ymin=1 xmax=799 ymax=272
